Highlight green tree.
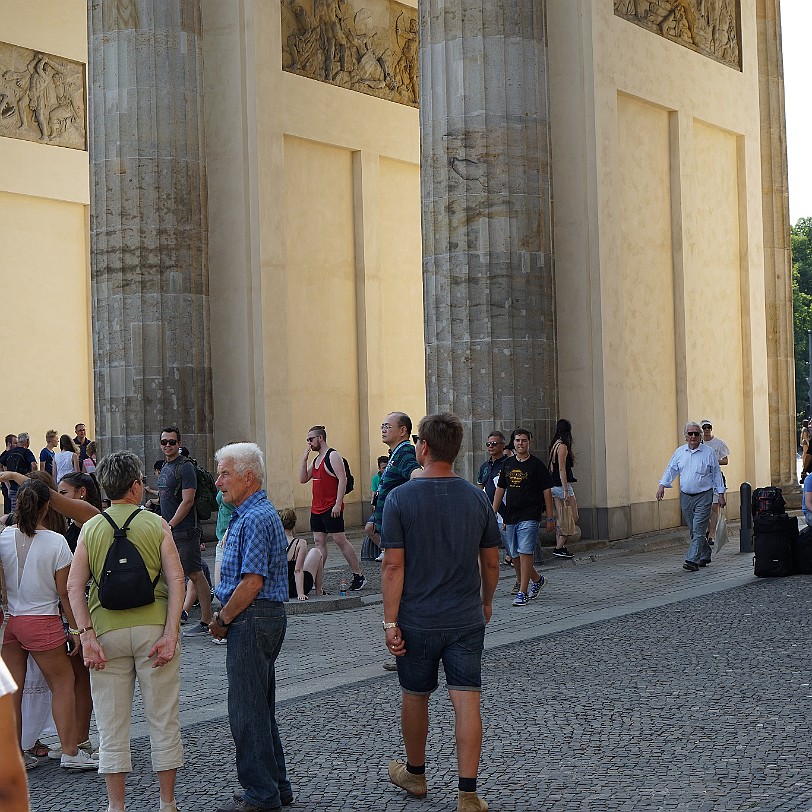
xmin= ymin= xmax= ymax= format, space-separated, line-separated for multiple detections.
xmin=792 ymin=217 xmax=812 ymax=420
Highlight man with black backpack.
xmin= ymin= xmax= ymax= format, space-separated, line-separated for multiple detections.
xmin=157 ymin=426 xmax=213 ymax=636
xmin=0 ymin=432 xmax=37 ymax=512
xmin=299 ymin=425 xmax=366 ymax=590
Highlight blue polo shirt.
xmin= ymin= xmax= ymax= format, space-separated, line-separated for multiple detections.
xmin=215 ymin=489 xmax=288 ymax=605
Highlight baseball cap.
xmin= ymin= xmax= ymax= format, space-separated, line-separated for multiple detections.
xmin=700 ymin=418 xmax=712 ymax=428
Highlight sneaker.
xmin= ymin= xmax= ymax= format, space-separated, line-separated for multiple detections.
xmin=388 ymin=759 xmax=427 ymax=797
xmin=349 ymin=573 xmax=367 ymax=591
xmin=375 ymin=552 xmax=385 ymax=562
xmin=182 ymin=621 xmax=210 ymax=637
xmin=528 ymin=575 xmax=546 ymax=599
xmin=382 ymin=659 xmax=398 ymax=672
xmin=180 ymin=610 xmax=189 ymax=625
xmin=61 ymin=749 xmax=98 ymax=771
xmin=512 ymin=591 xmax=528 ymax=606
xmin=23 ymin=752 xmax=39 ymax=771
xmin=553 ymin=547 xmax=574 ymax=559
xmin=49 ymin=739 xmax=97 ymax=760
xmin=510 ymin=581 xmax=520 ymax=595
xmin=233 ymin=790 xmax=294 ymax=807
xmin=212 ymin=636 xmax=227 ymax=645
xmin=458 ymin=789 xmax=489 ymax=811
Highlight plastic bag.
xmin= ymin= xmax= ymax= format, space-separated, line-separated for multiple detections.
xmin=714 ymin=510 xmax=729 ymax=556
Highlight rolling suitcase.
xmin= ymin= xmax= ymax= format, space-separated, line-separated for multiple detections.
xmin=753 ymin=512 xmax=797 ymax=577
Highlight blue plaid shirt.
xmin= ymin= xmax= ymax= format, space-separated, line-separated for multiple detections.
xmin=215 ymin=489 xmax=288 ymax=605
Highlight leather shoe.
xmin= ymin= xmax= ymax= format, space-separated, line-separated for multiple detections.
xmin=682 ymin=561 xmax=699 ymax=572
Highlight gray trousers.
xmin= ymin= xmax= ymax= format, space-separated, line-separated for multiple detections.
xmin=680 ymin=489 xmax=713 ymax=564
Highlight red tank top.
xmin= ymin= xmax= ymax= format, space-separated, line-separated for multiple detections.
xmin=312 ymin=454 xmax=341 ymax=514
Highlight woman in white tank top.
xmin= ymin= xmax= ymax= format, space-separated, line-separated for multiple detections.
xmin=53 ymin=435 xmax=79 ymax=484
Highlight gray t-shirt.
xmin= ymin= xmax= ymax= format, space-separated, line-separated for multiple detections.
xmin=381 ymin=477 xmax=501 ymax=630
xmin=158 ymin=457 xmax=197 ymax=531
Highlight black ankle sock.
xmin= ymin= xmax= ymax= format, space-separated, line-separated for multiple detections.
xmin=459 ymin=777 xmax=477 ymax=792
xmin=406 ymin=762 xmax=425 ymax=775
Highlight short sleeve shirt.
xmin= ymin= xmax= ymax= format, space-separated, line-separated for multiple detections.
xmin=158 ymin=457 xmax=197 ymax=531
xmin=40 ymin=447 xmax=55 ymax=475
xmin=496 ymin=454 xmax=554 ymax=524
xmin=803 ymin=476 xmax=812 ymax=525
xmin=373 ymin=442 xmax=421 ymax=534
xmin=0 ymin=658 xmax=17 ymax=697
xmin=381 ymin=477 xmax=501 ymax=629
xmin=215 ymin=490 xmax=288 ymax=605
xmin=704 ymin=436 xmax=730 ymax=462
xmin=476 ymin=455 xmax=510 ymax=504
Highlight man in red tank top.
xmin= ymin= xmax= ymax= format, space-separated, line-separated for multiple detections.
xmin=299 ymin=426 xmax=366 ymax=590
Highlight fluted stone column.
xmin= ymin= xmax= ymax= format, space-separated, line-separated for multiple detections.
xmin=88 ymin=0 xmax=213 ymax=467
xmin=419 ymin=1 xmax=556 ymax=479
xmin=756 ymin=0 xmax=795 ymax=488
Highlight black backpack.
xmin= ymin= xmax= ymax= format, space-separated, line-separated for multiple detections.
xmin=4 ymin=449 xmax=29 ymax=475
xmin=324 ymin=448 xmax=355 ymax=494
xmin=173 ymin=458 xmax=220 ymax=521
xmin=752 ymin=487 xmax=786 ymax=518
xmin=95 ymin=509 xmax=161 ymax=610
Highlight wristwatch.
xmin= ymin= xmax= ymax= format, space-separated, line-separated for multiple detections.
xmin=215 ymin=613 xmax=230 ymax=628
xmin=382 ymin=621 xmax=398 ymax=630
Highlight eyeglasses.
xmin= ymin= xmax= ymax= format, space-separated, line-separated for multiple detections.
xmin=160 ymin=439 xmax=178 ymax=446
xmin=686 ymin=431 xmax=701 ymax=437
xmin=306 ymin=436 xmax=318 ymax=442
xmin=381 ymin=423 xmax=393 ymax=430
xmin=486 ymin=441 xmax=503 ymax=447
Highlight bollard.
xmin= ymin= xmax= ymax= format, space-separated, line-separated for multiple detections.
xmin=740 ymin=481 xmax=753 ymax=553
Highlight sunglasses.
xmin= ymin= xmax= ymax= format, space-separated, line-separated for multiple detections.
xmin=160 ymin=439 xmax=178 ymax=446
xmin=686 ymin=431 xmax=701 ymax=437
xmin=306 ymin=437 xmax=319 ymax=442
xmin=486 ymin=441 xmax=503 ymax=447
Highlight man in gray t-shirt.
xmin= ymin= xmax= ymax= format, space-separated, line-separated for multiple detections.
xmin=381 ymin=412 xmax=500 ymax=812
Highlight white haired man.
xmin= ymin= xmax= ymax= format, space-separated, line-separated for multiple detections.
xmin=656 ymin=421 xmax=726 ymax=571
xmin=209 ymin=443 xmax=293 ymax=812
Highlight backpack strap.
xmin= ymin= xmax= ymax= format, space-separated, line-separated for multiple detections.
xmin=96 ymin=508 xmax=161 ymax=588
xmin=323 ymin=449 xmax=337 ymax=478
xmin=172 ymin=459 xmax=200 ymax=528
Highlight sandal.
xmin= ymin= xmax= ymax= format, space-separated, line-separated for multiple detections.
xmin=27 ymin=740 xmax=48 ymax=758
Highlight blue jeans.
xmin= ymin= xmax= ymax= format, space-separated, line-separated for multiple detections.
xmin=504 ymin=520 xmax=540 ymax=557
xmin=680 ymin=489 xmax=713 ymax=564
xmin=226 ymin=600 xmax=291 ymax=807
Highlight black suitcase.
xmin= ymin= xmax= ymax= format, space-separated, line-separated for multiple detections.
xmin=794 ymin=525 xmax=812 ymax=575
xmin=753 ymin=513 xmax=797 ymax=577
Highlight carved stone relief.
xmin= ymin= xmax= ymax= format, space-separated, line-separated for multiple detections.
xmin=282 ymin=0 xmax=418 ymax=107
xmin=614 ymin=0 xmax=741 ymax=71
xmin=0 ymin=42 xmax=86 ymax=150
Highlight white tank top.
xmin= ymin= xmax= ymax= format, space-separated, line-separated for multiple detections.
xmin=54 ymin=451 xmax=75 ymax=483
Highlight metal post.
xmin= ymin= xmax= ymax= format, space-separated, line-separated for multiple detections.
xmin=740 ymin=482 xmax=753 ymax=553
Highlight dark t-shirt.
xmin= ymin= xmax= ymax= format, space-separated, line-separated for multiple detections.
xmin=381 ymin=477 xmax=501 ymax=629
xmin=476 ymin=455 xmax=510 ymax=504
xmin=40 ymin=447 xmax=55 ymax=476
xmin=157 ymin=457 xmax=197 ymax=531
xmin=74 ymin=437 xmax=91 ymax=465
xmin=496 ymin=454 xmax=554 ymax=524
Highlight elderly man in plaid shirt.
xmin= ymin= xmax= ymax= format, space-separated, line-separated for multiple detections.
xmin=209 ymin=442 xmax=293 ymax=812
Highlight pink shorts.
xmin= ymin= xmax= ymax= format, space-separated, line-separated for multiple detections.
xmin=3 ymin=615 xmax=67 ymax=652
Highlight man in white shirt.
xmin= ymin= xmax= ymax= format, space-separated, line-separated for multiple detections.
xmin=700 ymin=419 xmax=730 ymax=545
xmin=656 ymin=421 xmax=726 ymax=571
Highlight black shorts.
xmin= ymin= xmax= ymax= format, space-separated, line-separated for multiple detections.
xmin=173 ymin=526 xmax=202 ymax=576
xmin=288 ymin=571 xmax=314 ymax=599
xmin=310 ymin=510 xmax=345 ymax=534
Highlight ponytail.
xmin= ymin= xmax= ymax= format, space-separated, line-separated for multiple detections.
xmin=13 ymin=478 xmax=51 ymax=537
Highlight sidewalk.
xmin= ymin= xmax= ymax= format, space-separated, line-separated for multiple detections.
xmin=27 ymin=520 xmax=812 ymax=812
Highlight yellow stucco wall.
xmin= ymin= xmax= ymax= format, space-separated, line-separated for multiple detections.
xmin=202 ymin=0 xmax=424 ymax=521
xmin=548 ymin=0 xmax=771 ymax=537
xmin=0 ymin=0 xmax=93 ymax=454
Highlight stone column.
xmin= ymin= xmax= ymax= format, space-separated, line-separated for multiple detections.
xmin=88 ymin=0 xmax=214 ymax=467
xmin=756 ymin=0 xmax=795 ymax=488
xmin=419 ymin=1 xmax=557 ymax=479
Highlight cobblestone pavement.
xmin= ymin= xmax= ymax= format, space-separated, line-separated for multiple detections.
xmin=25 ymin=526 xmax=812 ymax=811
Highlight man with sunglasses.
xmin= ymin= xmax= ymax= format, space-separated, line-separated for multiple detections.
xmin=477 ymin=431 xmax=511 ymax=559
xmin=158 ymin=426 xmax=213 ymax=634
xmin=656 ymin=421 xmax=726 ymax=572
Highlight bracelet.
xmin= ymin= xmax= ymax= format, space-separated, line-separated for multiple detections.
xmin=77 ymin=626 xmax=93 ymax=635
xmin=68 ymin=627 xmax=80 ymax=636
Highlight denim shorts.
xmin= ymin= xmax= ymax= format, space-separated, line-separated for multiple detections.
xmin=503 ymin=520 xmax=540 ymax=557
xmin=397 ymin=624 xmax=485 ymax=695
xmin=551 ymin=484 xmax=574 ymax=500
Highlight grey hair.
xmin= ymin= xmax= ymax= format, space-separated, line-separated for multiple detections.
xmin=215 ymin=442 xmax=265 ymax=483
xmin=17 ymin=432 xmax=29 ymax=443
xmin=97 ymin=451 xmax=143 ymax=500
xmin=684 ymin=421 xmax=701 ymax=435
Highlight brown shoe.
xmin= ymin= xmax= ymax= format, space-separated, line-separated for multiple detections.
xmin=388 ymin=760 xmax=427 ymax=797
xmin=458 ymin=790 xmax=488 ymax=811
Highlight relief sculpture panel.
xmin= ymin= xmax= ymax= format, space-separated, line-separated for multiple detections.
xmin=282 ymin=0 xmax=418 ymax=107
xmin=614 ymin=0 xmax=741 ymax=70
xmin=0 ymin=42 xmax=86 ymax=150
